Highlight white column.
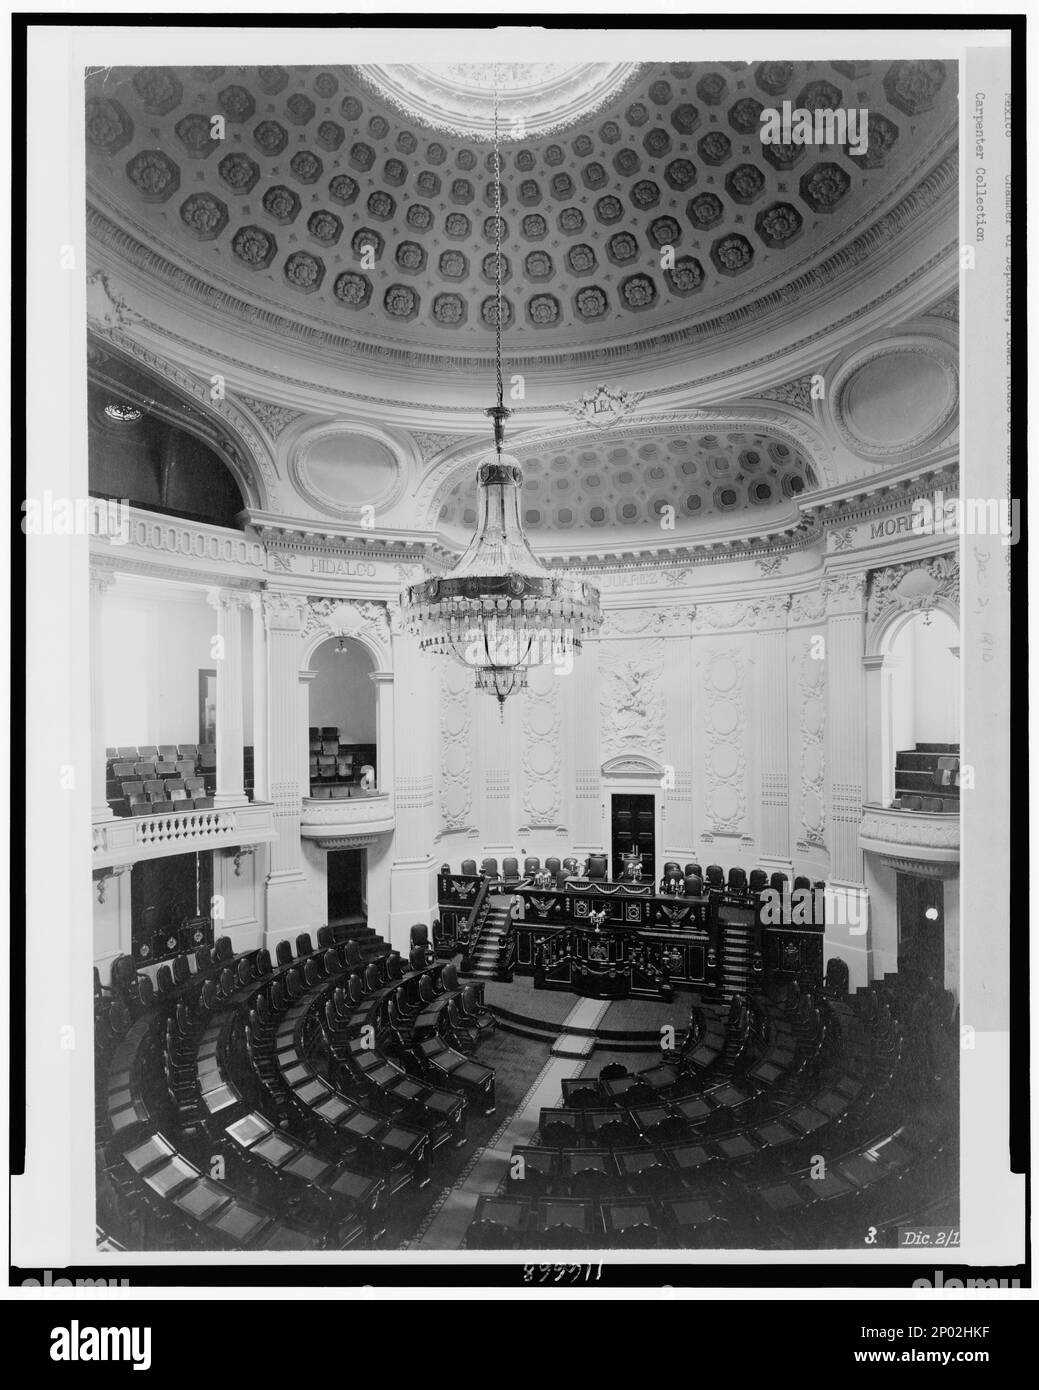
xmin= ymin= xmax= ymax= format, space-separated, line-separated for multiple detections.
xmin=571 ymin=636 xmax=601 ymax=854
xmin=824 ymin=571 xmax=870 ymax=987
xmin=299 ymin=669 xmax=318 ymax=793
xmin=370 ymin=671 xmax=395 ymax=794
xmin=90 ymin=566 xmax=115 ymax=823
xmin=207 ymin=588 xmax=248 ymax=808
xmin=388 ymin=629 xmax=436 ymax=952
xmin=262 ymin=590 xmax=310 ymax=938
xmin=249 ymin=592 xmax=268 ymax=802
xmin=758 ymin=603 xmax=792 ymax=872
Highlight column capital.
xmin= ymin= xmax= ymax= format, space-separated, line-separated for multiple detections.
xmin=298 ymin=668 xmax=319 ymax=684
xmin=206 ymin=585 xmax=251 ymax=613
xmin=262 ymin=588 xmax=306 ymax=632
xmin=370 ymin=671 xmax=395 ymax=686
xmin=89 ymin=564 xmax=117 ymax=597
xmin=824 ymin=569 xmax=867 ymax=616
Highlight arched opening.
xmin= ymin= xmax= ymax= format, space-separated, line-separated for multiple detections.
xmin=306 ymin=636 xmax=377 ymax=798
xmin=872 ymin=608 xmax=960 ymax=809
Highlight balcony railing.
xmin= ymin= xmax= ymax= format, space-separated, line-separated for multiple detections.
xmin=299 ymin=792 xmax=395 ymax=843
xmin=859 ymin=803 xmax=959 ymax=869
xmin=93 ymin=801 xmax=276 ymax=868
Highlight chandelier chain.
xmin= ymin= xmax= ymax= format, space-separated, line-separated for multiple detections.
xmin=492 ymin=72 xmax=504 ymax=436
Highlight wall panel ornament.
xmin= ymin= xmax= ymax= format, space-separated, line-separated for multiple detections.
xmin=789 ymin=588 xmax=827 ymax=626
xmin=701 ymin=646 xmax=748 ymax=834
xmin=439 ymin=661 xmax=474 ymax=833
xmin=599 ymin=642 xmax=665 ymax=760
xmin=798 ymin=637 xmax=827 ymax=850
xmin=519 ymin=664 xmax=563 ymax=830
xmin=599 ymin=605 xmax=694 ymax=638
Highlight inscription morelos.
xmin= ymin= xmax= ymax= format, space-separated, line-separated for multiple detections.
xmin=870 ymin=514 xmax=918 ymax=539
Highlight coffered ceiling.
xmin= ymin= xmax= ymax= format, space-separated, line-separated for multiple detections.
xmin=86 ymin=59 xmax=957 ymax=377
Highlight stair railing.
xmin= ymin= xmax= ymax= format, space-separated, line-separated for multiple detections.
xmin=459 ymin=878 xmax=491 ymax=972
xmin=497 ymin=917 xmax=517 ymax=982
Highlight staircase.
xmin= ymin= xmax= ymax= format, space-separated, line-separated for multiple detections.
xmin=330 ymin=919 xmax=391 ymax=962
xmin=465 ymin=902 xmax=511 ymax=980
xmin=718 ymin=923 xmax=754 ymax=1001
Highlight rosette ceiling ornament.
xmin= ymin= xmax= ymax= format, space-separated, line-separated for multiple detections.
xmin=401 ymin=71 xmax=602 ymax=709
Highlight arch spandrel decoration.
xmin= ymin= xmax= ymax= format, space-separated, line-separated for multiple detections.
xmin=864 ymin=554 xmax=959 ymax=658
xmin=301 ymin=597 xmax=393 ymax=673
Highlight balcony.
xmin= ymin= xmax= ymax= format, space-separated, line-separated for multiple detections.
xmin=300 ymin=792 xmax=395 ymax=847
xmin=859 ymin=804 xmax=959 ymax=874
xmin=92 ymin=801 xmax=276 ymax=869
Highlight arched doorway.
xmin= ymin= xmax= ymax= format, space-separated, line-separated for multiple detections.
xmin=867 ymin=606 xmax=960 ymax=807
xmin=306 ymin=635 xmax=377 ymax=796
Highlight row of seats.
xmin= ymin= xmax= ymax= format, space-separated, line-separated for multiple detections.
xmin=452 ymin=857 xmax=824 ymax=899
xmin=890 ymin=794 xmax=957 ymax=813
xmin=105 ymin=743 xmax=255 ymax=816
xmin=466 ymin=969 xmax=957 ymax=1249
xmin=96 ymin=921 xmax=499 ymax=1251
xmin=117 ymin=777 xmax=214 ymax=815
xmin=307 ymin=727 xmax=375 ymax=795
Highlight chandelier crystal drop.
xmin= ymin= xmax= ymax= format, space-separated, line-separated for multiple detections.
xmin=400 ymin=67 xmax=602 ymax=709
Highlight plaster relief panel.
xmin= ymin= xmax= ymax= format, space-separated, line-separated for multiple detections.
xmin=701 ymin=646 xmax=748 ymax=834
xmin=797 ymin=633 xmax=827 ymax=850
xmin=519 ymin=663 xmax=563 ymax=829
xmin=599 ymin=640 xmax=665 ymax=760
xmin=439 ymin=661 xmax=473 ymax=833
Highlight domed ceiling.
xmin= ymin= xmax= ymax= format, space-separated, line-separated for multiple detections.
xmin=434 ymin=427 xmax=815 ymax=535
xmin=85 ymin=59 xmax=956 ymax=373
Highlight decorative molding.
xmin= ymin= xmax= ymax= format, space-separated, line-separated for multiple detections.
xmin=758 ymin=375 xmax=815 ymax=414
xmin=262 ymin=590 xmax=306 ymax=632
xmin=94 ymin=863 xmax=132 ymax=903
xmin=439 ymin=662 xmax=473 ymax=834
xmin=563 ymin=384 xmax=645 ymax=429
xmin=829 ymin=336 xmax=959 ymax=461
xmin=866 ymin=554 xmax=959 ymax=624
xmin=701 ymin=646 xmax=748 ymax=834
xmin=798 ymin=635 xmax=827 ymax=849
xmin=824 ymin=570 xmax=868 ymax=615
xmin=860 ymin=806 xmax=959 ymax=874
xmin=519 ymin=665 xmax=563 ymax=830
xmin=411 ymin=430 xmax=469 ymax=462
xmin=924 ymin=290 xmax=959 ymax=323
xmin=240 ymin=394 xmax=304 ymax=440
xmin=303 ymin=596 xmax=392 ymax=668
xmin=231 ymin=844 xmax=256 ymax=877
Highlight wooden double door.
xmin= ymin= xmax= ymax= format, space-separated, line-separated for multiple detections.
xmin=611 ymin=793 xmax=655 ymax=883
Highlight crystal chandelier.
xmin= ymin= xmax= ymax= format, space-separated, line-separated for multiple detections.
xmin=400 ymin=72 xmax=602 ymax=710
